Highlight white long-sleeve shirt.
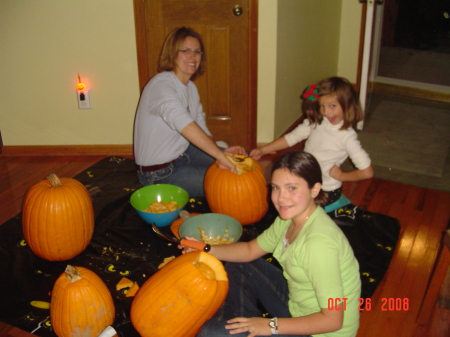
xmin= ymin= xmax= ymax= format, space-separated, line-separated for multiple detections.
xmin=134 ymin=71 xmax=212 ymax=166
xmin=284 ymin=118 xmax=371 ymax=191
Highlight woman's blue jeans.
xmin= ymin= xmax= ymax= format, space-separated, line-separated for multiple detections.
xmin=197 ymin=258 xmax=311 ymax=337
xmin=137 ymin=144 xmax=215 ymax=197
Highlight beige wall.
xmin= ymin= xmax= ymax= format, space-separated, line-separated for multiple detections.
xmin=0 ymin=0 xmax=362 ymax=147
xmin=257 ymin=0 xmax=363 ymax=142
xmin=257 ymin=0 xmax=278 ymax=145
xmin=338 ymin=0 xmax=363 ymax=82
xmin=0 ymin=0 xmax=140 ymax=146
xmin=274 ymin=0 xmax=342 ymax=140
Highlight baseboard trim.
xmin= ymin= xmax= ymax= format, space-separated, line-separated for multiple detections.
xmin=370 ymin=82 xmax=450 ymax=103
xmin=1 ymin=145 xmax=134 ymax=157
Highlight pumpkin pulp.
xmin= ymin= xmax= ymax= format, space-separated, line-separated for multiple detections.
xmin=226 ymin=155 xmax=256 ymax=175
xmin=193 ymin=262 xmax=215 ymax=280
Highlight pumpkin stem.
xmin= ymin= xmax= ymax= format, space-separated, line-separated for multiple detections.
xmin=65 ymin=265 xmax=82 ymax=283
xmin=46 ymin=173 xmax=63 ymax=187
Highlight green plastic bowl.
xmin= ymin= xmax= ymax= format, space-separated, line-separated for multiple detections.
xmin=179 ymin=213 xmax=242 ymax=245
xmin=130 ymin=184 xmax=189 ymax=227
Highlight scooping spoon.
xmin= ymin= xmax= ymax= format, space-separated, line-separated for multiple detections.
xmin=151 ymin=222 xmax=211 ymax=252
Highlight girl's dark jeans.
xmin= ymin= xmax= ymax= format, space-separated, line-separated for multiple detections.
xmin=197 ymin=258 xmax=311 ymax=337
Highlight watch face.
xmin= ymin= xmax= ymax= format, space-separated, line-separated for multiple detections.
xmin=269 ymin=321 xmax=275 ymax=328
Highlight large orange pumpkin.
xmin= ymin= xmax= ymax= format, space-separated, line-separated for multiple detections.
xmin=130 ymin=251 xmax=228 ymax=337
xmin=204 ymin=155 xmax=268 ymax=225
xmin=50 ymin=265 xmax=115 ymax=337
xmin=22 ymin=173 xmax=94 ymax=261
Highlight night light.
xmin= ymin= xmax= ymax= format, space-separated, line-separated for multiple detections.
xmin=76 ymin=74 xmax=91 ymax=109
xmin=76 ymin=74 xmax=86 ymax=91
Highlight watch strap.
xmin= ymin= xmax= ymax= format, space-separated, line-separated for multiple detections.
xmin=269 ymin=317 xmax=278 ymax=335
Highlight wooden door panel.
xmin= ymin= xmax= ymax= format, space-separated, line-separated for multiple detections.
xmin=138 ymin=0 xmax=256 ymax=150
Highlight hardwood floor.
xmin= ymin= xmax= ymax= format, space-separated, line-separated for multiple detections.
xmin=0 ymin=155 xmax=108 ymax=225
xmin=0 ymin=154 xmax=449 ymax=336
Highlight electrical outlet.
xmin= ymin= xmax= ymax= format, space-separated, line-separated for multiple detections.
xmin=77 ymin=89 xmax=91 ymax=109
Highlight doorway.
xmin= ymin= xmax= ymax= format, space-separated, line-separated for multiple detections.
xmin=370 ymin=0 xmax=450 ymax=96
xmin=133 ymin=0 xmax=258 ymax=151
xmin=353 ymin=1 xmax=450 ymax=191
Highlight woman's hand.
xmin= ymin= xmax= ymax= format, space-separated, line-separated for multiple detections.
xmin=223 ymin=146 xmax=247 ymax=156
xmin=225 ymin=317 xmax=272 ymax=336
xmin=219 ymin=146 xmax=247 ymax=173
xmin=217 ymin=156 xmax=238 ymax=173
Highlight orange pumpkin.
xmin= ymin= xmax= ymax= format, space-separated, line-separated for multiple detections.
xmin=50 ymin=265 xmax=115 ymax=337
xmin=204 ymin=155 xmax=268 ymax=225
xmin=130 ymin=251 xmax=228 ymax=337
xmin=22 ymin=173 xmax=94 ymax=261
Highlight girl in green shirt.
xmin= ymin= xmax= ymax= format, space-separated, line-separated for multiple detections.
xmin=184 ymin=151 xmax=361 ymax=337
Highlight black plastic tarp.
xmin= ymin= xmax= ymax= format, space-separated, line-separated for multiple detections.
xmin=0 ymin=156 xmax=400 ymax=336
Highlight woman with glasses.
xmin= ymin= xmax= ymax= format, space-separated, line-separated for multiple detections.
xmin=134 ymin=26 xmax=245 ymax=197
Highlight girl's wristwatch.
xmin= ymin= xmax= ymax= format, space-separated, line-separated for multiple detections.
xmin=269 ymin=317 xmax=278 ymax=335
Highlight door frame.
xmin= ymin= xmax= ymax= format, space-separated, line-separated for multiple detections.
xmin=369 ymin=2 xmax=450 ymax=97
xmin=132 ymin=0 xmax=259 ymax=150
xmin=356 ymin=0 xmax=376 ymax=130
xmin=358 ymin=0 xmax=450 ymax=104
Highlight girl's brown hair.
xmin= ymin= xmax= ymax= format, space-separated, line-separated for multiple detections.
xmin=301 ymin=77 xmax=363 ymax=130
xmin=158 ymin=26 xmax=206 ymax=81
xmin=271 ymin=151 xmax=328 ymax=206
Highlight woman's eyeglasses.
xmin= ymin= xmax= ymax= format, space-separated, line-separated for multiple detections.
xmin=179 ymin=49 xmax=203 ymax=56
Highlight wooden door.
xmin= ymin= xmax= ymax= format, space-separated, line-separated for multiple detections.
xmin=133 ymin=0 xmax=258 ymax=150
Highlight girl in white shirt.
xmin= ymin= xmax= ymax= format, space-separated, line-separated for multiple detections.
xmin=250 ymin=77 xmax=373 ymax=209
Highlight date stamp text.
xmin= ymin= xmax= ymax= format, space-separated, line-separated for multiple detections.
xmin=327 ymin=298 xmax=410 ymax=311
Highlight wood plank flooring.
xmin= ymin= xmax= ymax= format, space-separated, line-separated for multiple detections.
xmin=0 ymin=155 xmax=108 ymax=225
xmin=0 ymin=154 xmax=449 ymax=336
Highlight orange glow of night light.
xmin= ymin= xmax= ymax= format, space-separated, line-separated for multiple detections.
xmin=76 ymin=74 xmax=86 ymax=92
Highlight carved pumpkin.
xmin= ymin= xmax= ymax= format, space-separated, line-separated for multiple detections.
xmin=50 ymin=265 xmax=115 ymax=337
xmin=130 ymin=251 xmax=228 ymax=337
xmin=204 ymin=155 xmax=268 ymax=225
xmin=22 ymin=173 xmax=94 ymax=261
